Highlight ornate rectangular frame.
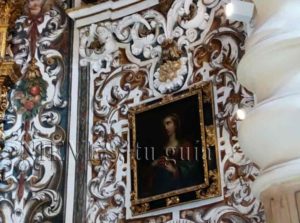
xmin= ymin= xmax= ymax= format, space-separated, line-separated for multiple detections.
xmin=128 ymin=82 xmax=221 ymax=215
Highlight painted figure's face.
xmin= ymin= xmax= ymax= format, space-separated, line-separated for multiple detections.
xmin=163 ymin=116 xmax=176 ymax=137
xmin=28 ymin=0 xmax=44 ymax=16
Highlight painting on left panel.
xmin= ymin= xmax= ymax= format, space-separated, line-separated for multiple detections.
xmin=0 ymin=0 xmax=71 ymax=222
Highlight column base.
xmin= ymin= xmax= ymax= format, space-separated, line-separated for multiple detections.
xmin=261 ymin=177 xmax=300 ymax=223
xmin=253 ymin=159 xmax=300 ymax=197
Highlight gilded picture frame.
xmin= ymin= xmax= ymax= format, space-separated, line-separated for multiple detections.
xmin=129 ymin=82 xmax=221 ymax=215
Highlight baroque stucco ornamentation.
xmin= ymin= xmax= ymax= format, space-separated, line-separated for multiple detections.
xmin=0 ymin=0 xmax=69 ymax=222
xmin=79 ymin=0 xmax=265 ymax=222
xmin=127 ymin=213 xmax=173 ymax=223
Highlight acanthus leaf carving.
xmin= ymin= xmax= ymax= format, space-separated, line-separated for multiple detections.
xmin=0 ymin=1 xmax=69 ymax=222
xmin=79 ymin=0 xmax=264 ymax=222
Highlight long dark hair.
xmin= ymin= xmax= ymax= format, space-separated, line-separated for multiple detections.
xmin=162 ymin=113 xmax=182 ymax=140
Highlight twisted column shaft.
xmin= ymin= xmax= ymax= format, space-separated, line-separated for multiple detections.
xmin=237 ymin=0 xmax=300 ymax=222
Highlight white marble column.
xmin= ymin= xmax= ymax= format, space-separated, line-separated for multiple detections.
xmin=237 ymin=0 xmax=300 ymax=222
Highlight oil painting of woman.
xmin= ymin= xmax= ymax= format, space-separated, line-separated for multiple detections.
xmin=131 ymin=86 xmax=220 ymax=213
xmin=135 ymin=94 xmax=206 ymax=199
xmin=149 ymin=113 xmax=201 ymax=196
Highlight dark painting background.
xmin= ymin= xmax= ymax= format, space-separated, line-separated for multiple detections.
xmin=135 ymin=94 xmax=205 ymax=199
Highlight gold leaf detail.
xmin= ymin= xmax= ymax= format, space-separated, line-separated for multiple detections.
xmin=205 ymin=125 xmax=215 ymax=147
xmin=159 ymin=60 xmax=181 ymax=82
xmin=166 ymin=196 xmax=180 ymax=206
xmin=131 ymin=203 xmax=150 ymax=214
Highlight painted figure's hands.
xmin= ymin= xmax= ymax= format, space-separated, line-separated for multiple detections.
xmin=164 ymin=161 xmax=178 ymax=177
xmin=152 ymin=156 xmax=169 ymax=167
xmin=152 ymin=156 xmax=178 ymax=177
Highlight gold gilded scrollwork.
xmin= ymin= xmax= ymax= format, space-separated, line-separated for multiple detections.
xmin=202 ymin=84 xmax=212 ymax=103
xmin=205 ymin=125 xmax=216 ymax=147
xmin=159 ymin=39 xmax=183 ymax=83
xmin=195 ymin=170 xmax=220 ymax=199
xmin=130 ymin=191 xmax=137 ymax=201
xmin=0 ymin=0 xmax=24 ymax=149
xmin=0 ymin=0 xmax=25 ymax=57
xmin=131 ymin=203 xmax=150 ymax=214
xmin=166 ymin=196 xmax=180 ymax=206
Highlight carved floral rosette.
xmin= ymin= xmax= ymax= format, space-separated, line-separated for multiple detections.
xmin=80 ymin=0 xmax=265 ymax=222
